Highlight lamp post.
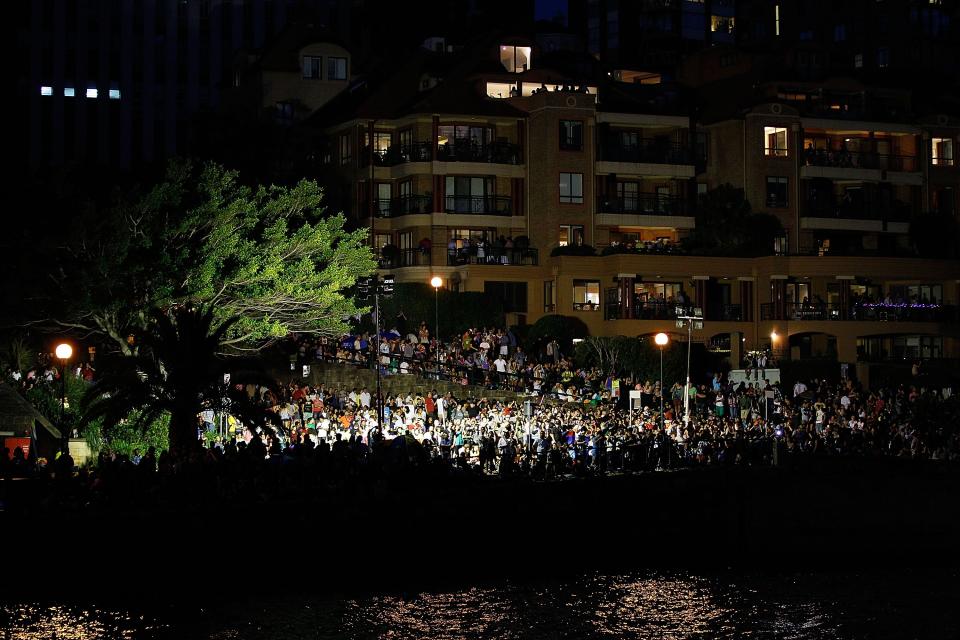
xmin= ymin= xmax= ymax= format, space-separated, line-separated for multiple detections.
xmin=431 ymin=276 xmax=442 ymax=380
xmin=655 ymin=333 xmax=669 ymax=434
xmin=55 ymin=342 xmax=73 ymax=452
xmin=676 ymin=308 xmax=703 ymax=435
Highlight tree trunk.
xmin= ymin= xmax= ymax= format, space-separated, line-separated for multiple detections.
xmin=168 ymin=405 xmax=200 ymax=458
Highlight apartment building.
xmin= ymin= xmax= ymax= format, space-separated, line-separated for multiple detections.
xmin=303 ymin=33 xmax=959 ymax=377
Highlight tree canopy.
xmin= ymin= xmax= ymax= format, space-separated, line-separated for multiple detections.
xmin=683 ymin=184 xmax=784 ymax=257
xmin=44 ymin=160 xmax=375 ymax=353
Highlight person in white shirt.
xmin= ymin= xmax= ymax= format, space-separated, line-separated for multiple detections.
xmin=359 ymin=388 xmax=371 ymax=408
xmin=793 ymin=380 xmax=807 ymax=398
xmin=494 ymin=356 xmax=507 ymax=373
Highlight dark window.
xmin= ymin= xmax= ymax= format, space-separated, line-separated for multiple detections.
xmin=767 ymin=176 xmax=789 ymax=208
xmin=559 ymin=120 xmax=583 ymax=151
xmin=303 ymin=56 xmax=321 ymax=79
xmin=327 ymin=57 xmax=347 ymax=80
xmin=484 ymin=281 xmax=528 ymax=313
xmin=560 ymin=172 xmax=584 ymax=204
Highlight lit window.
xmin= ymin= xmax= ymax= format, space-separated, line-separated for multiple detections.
xmin=854 ymin=53 xmax=863 ymax=68
xmin=932 ymin=138 xmax=954 ymax=166
xmin=485 ymin=82 xmax=516 ymax=98
xmin=499 ymin=45 xmax=532 ymax=73
xmin=559 ymin=172 xmax=584 ymax=204
xmin=327 ymin=57 xmax=347 ymax=81
xmin=86 ymin=87 xmax=98 ymax=98
xmin=774 ymin=4 xmax=780 ymax=36
xmin=64 ymin=87 xmax=75 ymax=97
xmin=559 ymin=225 xmax=584 ymax=246
xmin=764 ymin=126 xmax=788 ymax=157
xmin=109 ymin=88 xmax=120 ymax=100
xmin=573 ymin=280 xmax=601 ymax=310
xmin=40 ymin=86 xmax=53 ymax=96
xmin=711 ymin=15 xmax=735 ymax=34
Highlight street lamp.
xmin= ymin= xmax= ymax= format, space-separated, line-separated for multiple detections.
xmin=676 ymin=308 xmax=704 ymax=433
xmin=55 ymin=342 xmax=73 ymax=452
xmin=655 ymin=333 xmax=669 ymax=435
xmin=431 ymin=276 xmax=442 ymax=380
xmin=770 ymin=330 xmax=779 ymax=360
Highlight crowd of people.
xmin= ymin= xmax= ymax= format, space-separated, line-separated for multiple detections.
xmin=3 ymin=321 xmax=958 ymax=512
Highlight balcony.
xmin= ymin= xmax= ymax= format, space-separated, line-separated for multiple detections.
xmin=360 ymin=142 xmax=433 ymax=167
xmin=378 ymin=248 xmax=431 ymax=269
xmin=800 ymin=149 xmax=922 ymax=185
xmin=596 ymin=193 xmax=696 ymax=230
xmin=436 ymin=140 xmax=522 ymax=165
xmin=802 ymin=149 xmax=919 ymax=172
xmin=444 ymin=195 xmax=513 ymax=216
xmin=598 ymin=139 xmax=697 ymax=165
xmin=801 ymin=196 xmax=913 ymax=232
xmin=760 ymin=302 xmax=958 ymax=322
xmin=604 ymin=301 xmax=696 ymax=321
xmin=447 ymin=246 xmax=538 ymax=266
xmin=370 ymin=195 xmax=433 ymax=218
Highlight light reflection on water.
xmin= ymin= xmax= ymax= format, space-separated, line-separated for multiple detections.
xmin=5 ymin=571 xmax=958 ymax=639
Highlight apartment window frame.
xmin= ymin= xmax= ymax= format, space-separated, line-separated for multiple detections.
xmin=327 ymin=56 xmax=348 ymax=81
xmin=559 ymin=172 xmax=584 ymax=204
xmin=559 ymin=120 xmax=584 ymax=151
xmin=932 ymin=137 xmax=954 ymax=166
xmin=543 ymin=280 xmax=556 ymax=312
xmin=302 ymin=55 xmax=322 ymax=79
xmin=573 ymin=279 xmax=601 ymax=311
xmin=559 ymin=224 xmax=585 ymax=247
xmin=339 ymin=132 xmax=352 ymax=166
xmin=766 ymin=176 xmax=789 ymax=208
xmin=764 ymin=126 xmax=789 ymax=157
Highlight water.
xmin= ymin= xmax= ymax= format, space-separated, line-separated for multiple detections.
xmin=5 ymin=570 xmax=957 ymax=639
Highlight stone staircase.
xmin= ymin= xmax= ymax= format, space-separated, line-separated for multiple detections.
xmin=303 ymin=360 xmax=522 ymax=402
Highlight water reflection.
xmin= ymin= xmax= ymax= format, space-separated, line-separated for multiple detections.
xmin=5 ymin=571 xmax=958 ymax=639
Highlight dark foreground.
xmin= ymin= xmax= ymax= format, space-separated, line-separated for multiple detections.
xmin=4 ymin=458 xmax=959 ymax=603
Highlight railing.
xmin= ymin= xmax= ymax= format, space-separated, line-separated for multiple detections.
xmin=596 ymin=193 xmax=689 ymax=216
xmin=760 ymin=303 xmax=957 ymax=322
xmin=359 ymin=142 xmax=433 ymax=167
xmin=802 ymin=149 xmax=920 ymax=172
xmin=803 ymin=197 xmax=913 ymax=221
xmin=573 ymin=302 xmax=602 ymax=312
xmin=436 ymin=140 xmax=522 ymax=164
xmin=604 ymin=301 xmax=698 ymax=320
xmin=598 ymin=138 xmax=699 ymax=165
xmin=370 ymin=195 xmax=433 ymax=218
xmin=446 ymin=247 xmax=538 ymax=266
xmin=444 ymin=195 xmax=513 ymax=216
xmin=711 ymin=304 xmax=743 ymax=322
xmin=378 ymin=248 xmax=431 ymax=269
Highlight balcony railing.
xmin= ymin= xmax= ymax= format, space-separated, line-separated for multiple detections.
xmin=446 ymin=246 xmax=538 ymax=266
xmin=804 ymin=197 xmax=913 ymax=221
xmin=444 ymin=195 xmax=513 ymax=216
xmin=436 ymin=140 xmax=522 ymax=164
xmin=760 ymin=303 xmax=957 ymax=322
xmin=597 ymin=193 xmax=689 ymax=216
xmin=378 ymin=248 xmax=431 ymax=269
xmin=604 ymin=301 xmax=699 ymax=321
xmin=598 ymin=138 xmax=699 ymax=165
xmin=370 ymin=195 xmax=433 ymax=218
xmin=802 ymin=149 xmax=920 ymax=172
xmin=360 ymin=142 xmax=433 ymax=167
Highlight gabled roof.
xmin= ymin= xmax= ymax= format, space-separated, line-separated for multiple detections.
xmin=0 ymin=383 xmax=61 ymax=439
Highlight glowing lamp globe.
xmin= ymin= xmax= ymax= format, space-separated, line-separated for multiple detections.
xmin=654 ymin=333 xmax=669 ymax=347
xmin=430 ymin=276 xmax=443 ymax=289
xmin=55 ymin=343 xmax=73 ymax=360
